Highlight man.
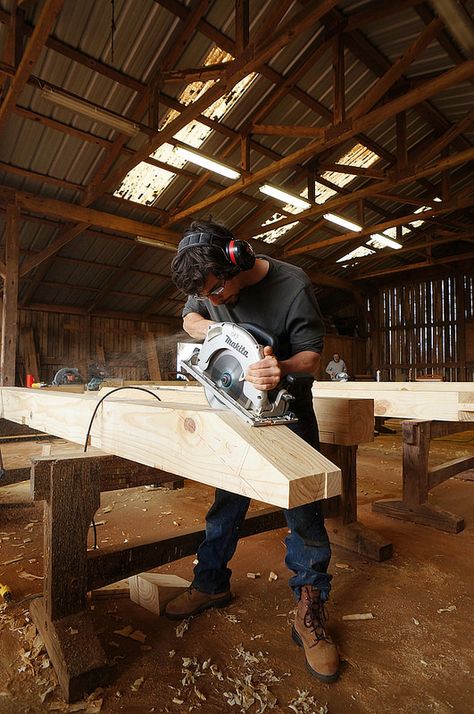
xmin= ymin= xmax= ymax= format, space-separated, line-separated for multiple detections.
xmin=325 ymin=353 xmax=347 ymax=381
xmin=167 ymin=219 xmax=339 ymax=683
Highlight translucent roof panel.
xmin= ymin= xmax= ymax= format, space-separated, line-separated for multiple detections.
xmin=114 ymin=48 xmax=256 ymax=205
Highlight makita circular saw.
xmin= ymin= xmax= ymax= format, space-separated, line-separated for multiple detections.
xmin=181 ymin=322 xmax=297 ymax=427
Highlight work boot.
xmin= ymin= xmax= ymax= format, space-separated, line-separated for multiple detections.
xmin=292 ymin=585 xmax=339 ymax=682
xmin=164 ymin=586 xmax=232 ymax=620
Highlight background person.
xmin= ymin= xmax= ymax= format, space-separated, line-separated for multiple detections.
xmin=325 ymin=353 xmax=347 ymax=381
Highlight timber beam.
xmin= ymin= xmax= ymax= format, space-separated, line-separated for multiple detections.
xmin=0 ymin=387 xmax=341 ymax=508
xmin=313 ymin=382 xmax=474 ymax=422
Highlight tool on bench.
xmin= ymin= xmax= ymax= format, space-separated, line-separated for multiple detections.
xmin=181 ymin=322 xmax=298 ymax=427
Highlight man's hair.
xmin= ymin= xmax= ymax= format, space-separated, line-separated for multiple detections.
xmin=171 ymin=219 xmax=241 ymax=295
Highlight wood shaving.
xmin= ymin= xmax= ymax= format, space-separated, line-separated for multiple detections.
xmin=175 ymin=618 xmax=191 ymax=638
xmin=131 ymin=677 xmax=144 ymax=692
xmin=235 ymin=644 xmax=266 ymax=665
xmin=18 ymin=570 xmax=44 ymax=580
xmin=342 ymin=612 xmax=374 ymax=621
xmin=128 ymin=630 xmax=146 ymax=643
xmin=288 ymin=690 xmax=328 ymax=714
xmin=223 ymin=674 xmax=277 ymax=713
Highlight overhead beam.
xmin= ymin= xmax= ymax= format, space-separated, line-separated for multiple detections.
xmin=285 ymin=192 xmax=473 ymax=256
xmin=0 ymin=0 xmax=63 ymax=133
xmin=95 ymin=0 xmax=339 ymax=200
xmin=243 ymin=147 xmax=474 ymax=240
xmin=349 ymin=17 xmax=444 ymax=121
xmin=169 ymin=62 xmax=474 ymax=225
xmin=353 ymin=249 xmax=474 ymax=279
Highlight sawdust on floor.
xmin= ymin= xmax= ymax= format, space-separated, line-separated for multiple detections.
xmin=0 ymin=426 xmax=473 ymax=713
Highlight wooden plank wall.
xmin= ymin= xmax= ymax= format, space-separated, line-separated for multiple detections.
xmin=15 ymin=309 xmax=181 ymax=384
xmin=368 ymin=272 xmax=473 ymax=382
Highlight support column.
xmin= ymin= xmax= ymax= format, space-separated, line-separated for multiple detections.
xmin=1 ymin=203 xmax=20 ymax=386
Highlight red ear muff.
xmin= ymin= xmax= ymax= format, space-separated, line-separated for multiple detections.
xmin=178 ymin=231 xmax=255 ymax=271
xmin=227 ymin=239 xmax=238 ymax=265
xmin=226 ymin=239 xmax=255 ymax=271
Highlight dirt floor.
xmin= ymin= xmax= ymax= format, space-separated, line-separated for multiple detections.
xmin=1 ymin=424 xmax=474 ymax=714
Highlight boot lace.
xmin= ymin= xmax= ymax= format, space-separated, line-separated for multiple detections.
xmin=303 ymin=590 xmax=331 ymax=644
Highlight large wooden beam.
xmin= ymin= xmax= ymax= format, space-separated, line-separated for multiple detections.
xmin=0 ymin=204 xmax=20 ymax=386
xmin=95 ymin=0 xmax=338 ymax=201
xmin=255 ymin=147 xmax=474 ymax=240
xmin=169 ymin=61 xmax=474 ymax=225
xmin=100 ymin=385 xmax=375 ymax=446
xmin=285 ymin=192 xmax=473 ymax=256
xmin=0 ymin=0 xmax=63 ymax=133
xmin=0 ymin=388 xmax=341 ymax=508
xmin=313 ymin=382 xmax=474 ymax=421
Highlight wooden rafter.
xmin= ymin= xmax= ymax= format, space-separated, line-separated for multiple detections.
xmin=0 ymin=0 xmax=63 ymax=133
xmin=241 ymin=147 xmax=474 ymax=240
xmin=168 ymin=62 xmax=474 ymax=226
xmin=285 ymin=192 xmax=474 ymax=257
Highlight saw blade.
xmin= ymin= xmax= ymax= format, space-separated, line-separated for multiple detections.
xmin=205 ymin=350 xmax=247 ymax=408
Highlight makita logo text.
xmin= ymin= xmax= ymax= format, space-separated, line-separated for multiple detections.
xmin=225 ymin=335 xmax=249 ymax=357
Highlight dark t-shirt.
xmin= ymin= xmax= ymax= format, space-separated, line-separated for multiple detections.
xmin=182 ymin=256 xmax=324 ymax=423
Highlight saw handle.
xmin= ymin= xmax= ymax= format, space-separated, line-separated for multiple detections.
xmin=284 ymin=372 xmax=315 ymax=397
xmin=238 ymin=323 xmax=277 ymax=351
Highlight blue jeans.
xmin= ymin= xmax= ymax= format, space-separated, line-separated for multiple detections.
xmin=193 ymin=403 xmax=332 ymax=601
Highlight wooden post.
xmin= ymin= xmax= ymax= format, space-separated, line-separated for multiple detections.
xmin=235 ymin=0 xmax=249 ymax=55
xmin=240 ymin=131 xmax=250 ymax=174
xmin=373 ymin=420 xmax=466 ymax=533
xmin=1 ymin=203 xmax=20 ymax=386
xmin=396 ymin=111 xmax=407 ymax=169
xmin=332 ymin=33 xmax=345 ymax=125
xmin=144 ymin=331 xmax=162 ymax=380
xmin=30 ymin=455 xmax=109 ymax=701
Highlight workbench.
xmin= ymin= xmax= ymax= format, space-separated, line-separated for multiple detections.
xmin=314 ymin=382 xmax=474 ymax=532
xmin=0 ymin=384 xmax=384 ymax=702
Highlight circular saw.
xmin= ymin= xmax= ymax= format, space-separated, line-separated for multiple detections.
xmin=181 ymin=323 xmax=297 ymax=426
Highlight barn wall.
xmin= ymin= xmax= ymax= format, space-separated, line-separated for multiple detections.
xmin=15 ymin=308 xmax=184 ymax=385
xmin=368 ymin=273 xmax=474 ymax=382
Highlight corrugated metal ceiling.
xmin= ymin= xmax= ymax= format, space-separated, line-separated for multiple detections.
xmin=0 ymin=0 xmax=472 ymax=319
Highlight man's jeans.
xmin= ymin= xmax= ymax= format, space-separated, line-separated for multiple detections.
xmin=192 ymin=405 xmax=332 ymax=601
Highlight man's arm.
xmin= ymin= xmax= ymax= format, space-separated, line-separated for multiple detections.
xmin=246 ymin=346 xmax=320 ymax=391
xmin=183 ymin=311 xmax=215 ymax=340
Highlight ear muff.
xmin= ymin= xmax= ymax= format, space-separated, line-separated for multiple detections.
xmin=226 ymin=238 xmax=255 ymax=271
xmin=177 ymin=231 xmax=255 ymax=271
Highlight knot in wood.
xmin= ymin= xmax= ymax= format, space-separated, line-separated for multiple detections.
xmin=184 ymin=417 xmax=196 ymax=433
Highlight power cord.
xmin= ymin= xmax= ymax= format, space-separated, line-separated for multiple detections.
xmin=83 ymin=387 xmax=162 ymax=549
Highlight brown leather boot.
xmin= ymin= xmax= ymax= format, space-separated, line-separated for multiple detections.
xmin=164 ymin=586 xmax=232 ymax=620
xmin=292 ymin=585 xmax=339 ymax=682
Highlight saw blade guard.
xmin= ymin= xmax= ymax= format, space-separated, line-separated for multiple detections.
xmin=182 ymin=323 xmax=295 ymax=423
xmin=196 ymin=323 xmax=270 ymax=414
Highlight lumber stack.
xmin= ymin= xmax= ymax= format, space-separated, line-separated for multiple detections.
xmin=0 ymin=387 xmax=341 ymax=509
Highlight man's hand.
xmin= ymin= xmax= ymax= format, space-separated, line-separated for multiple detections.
xmin=246 ymin=346 xmax=282 ymax=391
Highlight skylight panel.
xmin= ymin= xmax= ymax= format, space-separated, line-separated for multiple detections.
xmin=114 ymin=49 xmax=256 ymax=205
xmin=337 ymin=245 xmax=375 ymax=263
xmin=254 ymin=210 xmax=301 ymax=243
